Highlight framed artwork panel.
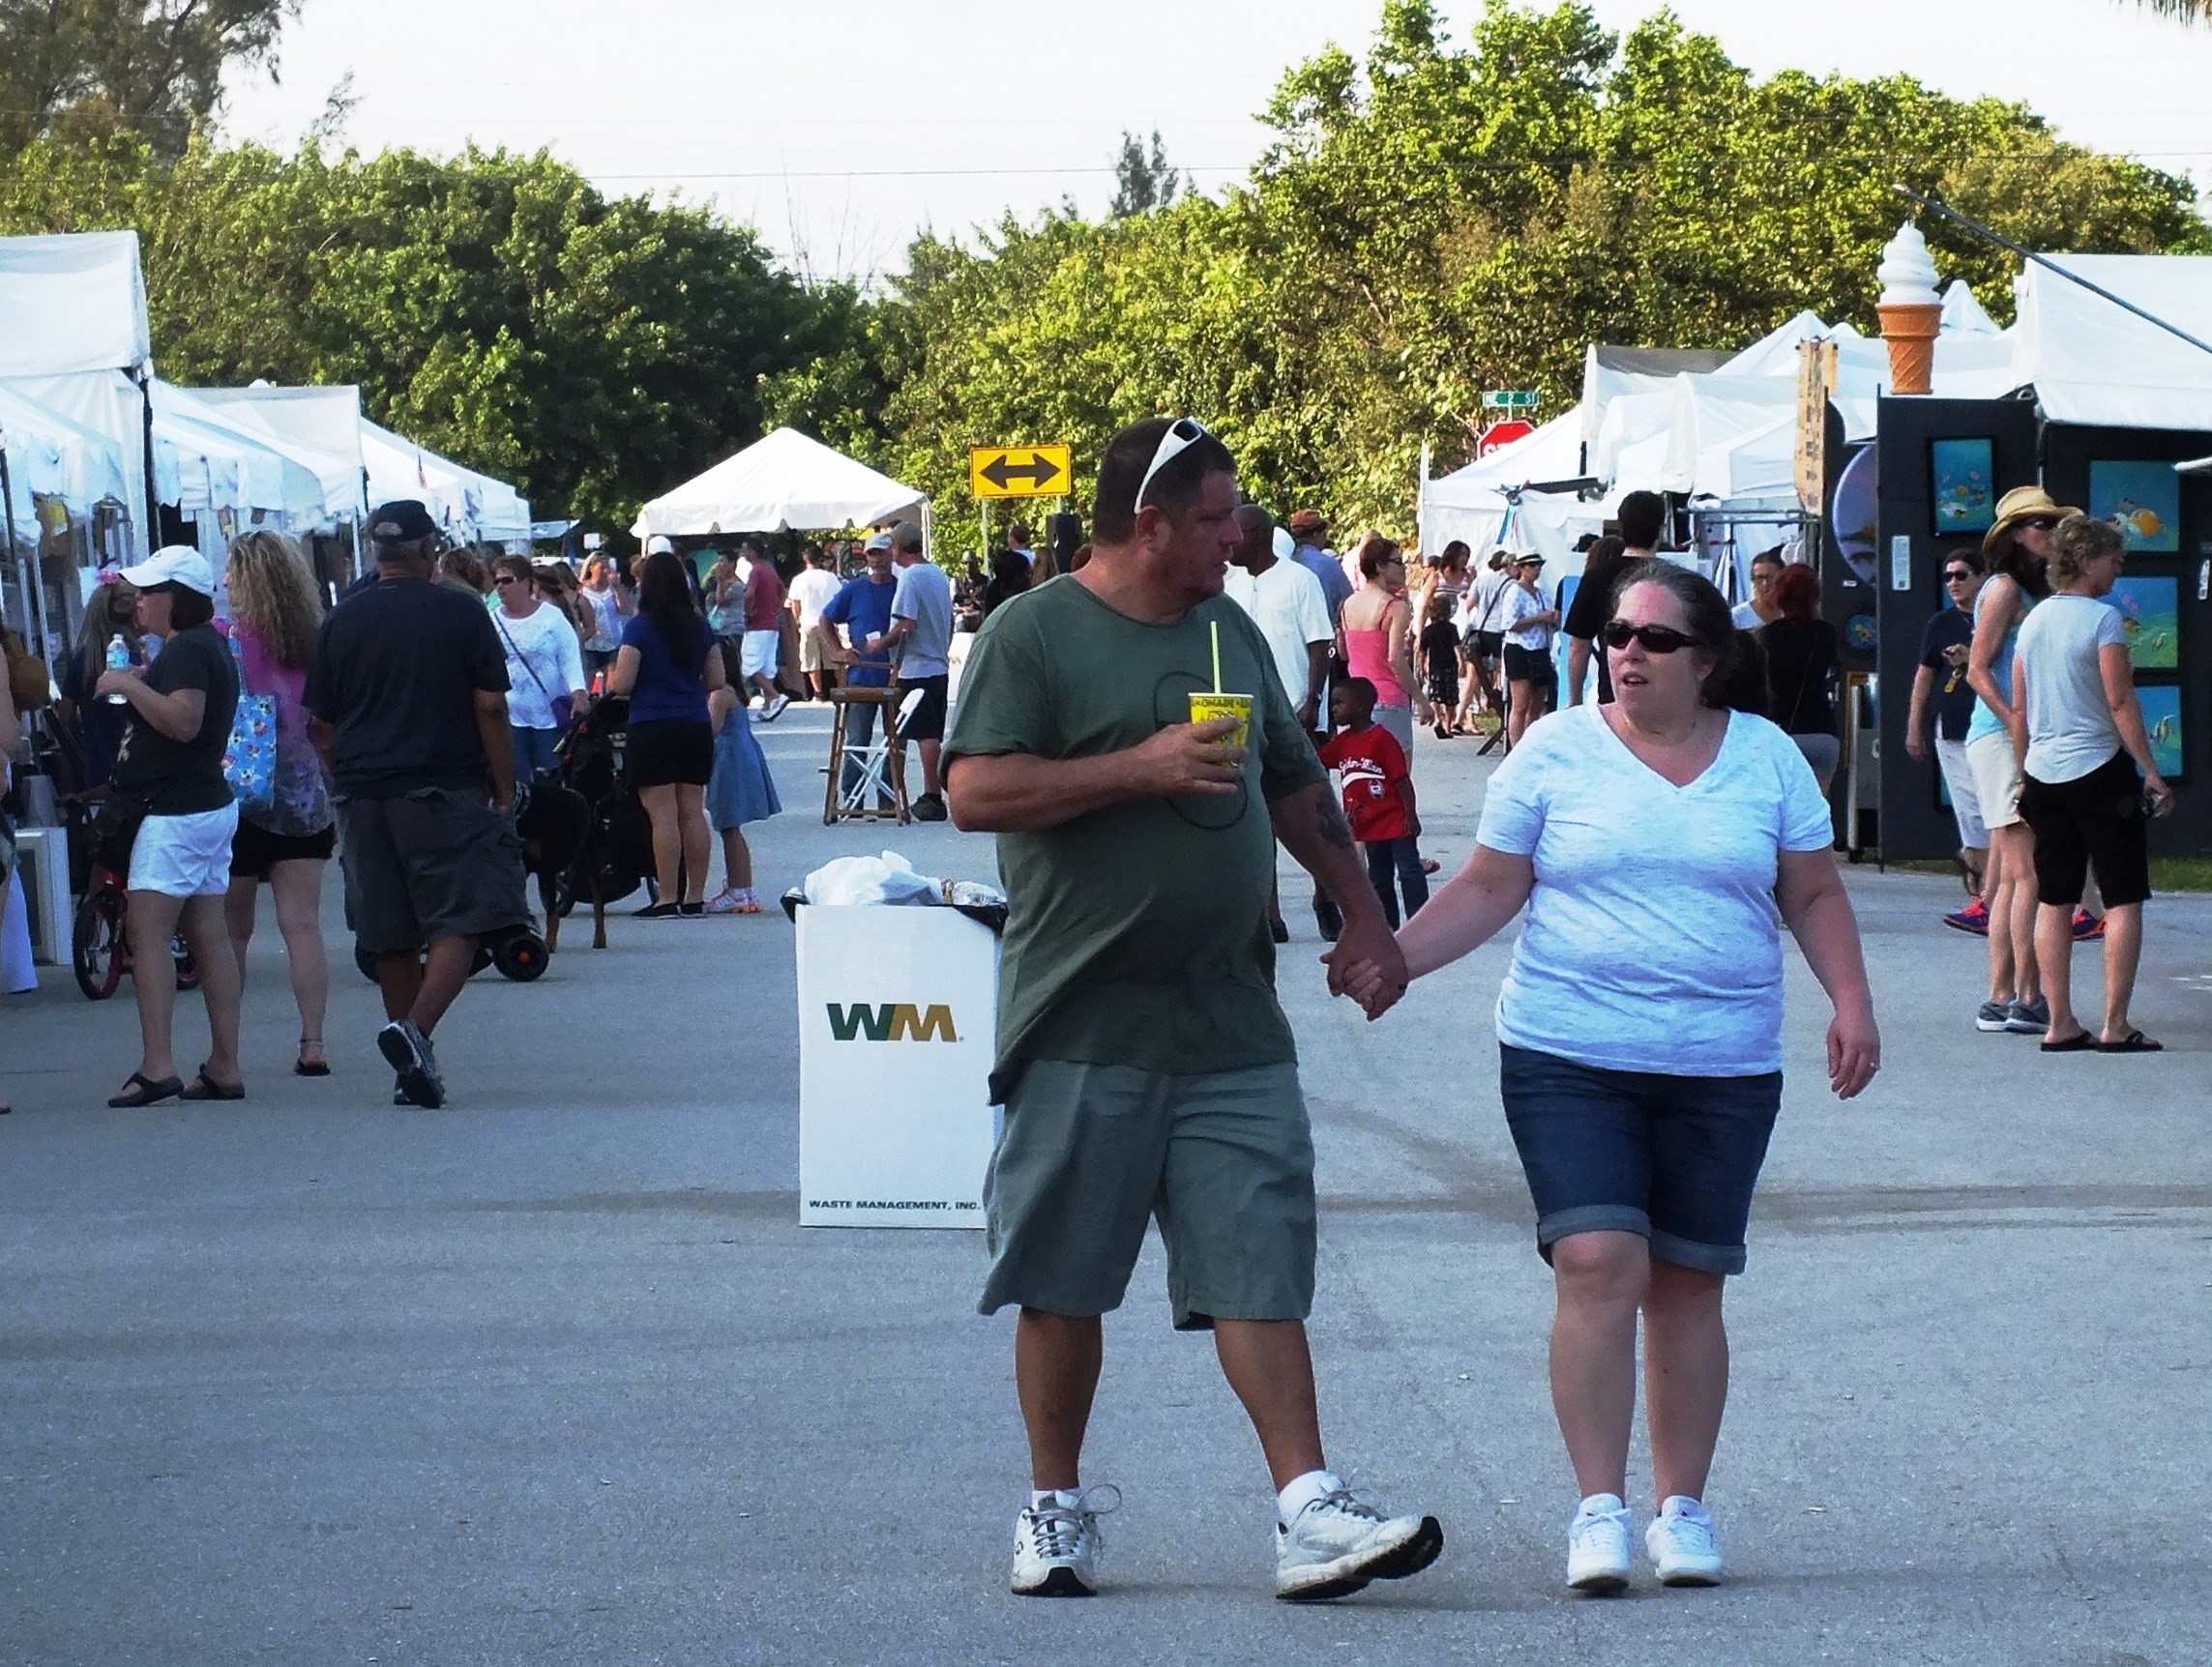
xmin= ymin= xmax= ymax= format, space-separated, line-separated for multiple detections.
xmin=2137 ymin=683 xmax=2185 ymax=780
xmin=2086 ymin=459 xmax=2182 ymax=552
xmin=1930 ymin=438 xmax=1995 ymax=536
xmin=2103 ymin=575 xmax=2179 ymax=670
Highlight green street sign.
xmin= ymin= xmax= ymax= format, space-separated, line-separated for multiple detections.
xmin=1481 ymin=390 xmax=1540 ymax=409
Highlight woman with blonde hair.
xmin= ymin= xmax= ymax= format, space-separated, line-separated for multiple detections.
xmin=222 ymin=530 xmax=338 ymax=1076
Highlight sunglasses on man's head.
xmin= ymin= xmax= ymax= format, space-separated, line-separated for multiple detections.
xmin=493 ymin=574 xmax=519 ymax=586
xmin=1601 ymin=620 xmax=1702 ymax=655
xmin=1134 ymin=416 xmax=1212 ymax=515
xmin=1943 ymin=568 xmax=1974 ymax=582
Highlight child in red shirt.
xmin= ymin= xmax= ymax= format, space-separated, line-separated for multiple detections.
xmin=1318 ymin=677 xmax=1429 ymax=928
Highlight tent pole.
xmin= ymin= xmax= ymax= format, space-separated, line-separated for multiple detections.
xmin=0 ymin=446 xmax=33 ymax=673
xmin=136 ymin=369 xmax=160 ymax=558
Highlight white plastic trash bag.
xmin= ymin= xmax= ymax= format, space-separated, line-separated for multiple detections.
xmin=803 ymin=851 xmax=944 ymax=907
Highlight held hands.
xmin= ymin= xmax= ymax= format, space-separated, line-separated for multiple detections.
xmin=1132 ymin=717 xmax=1245 ymax=798
xmin=1827 ymin=1005 xmax=1881 ymax=1099
xmin=1322 ymin=914 xmax=1410 ymax=1021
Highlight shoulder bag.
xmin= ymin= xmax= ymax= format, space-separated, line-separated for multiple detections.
xmin=221 ymin=630 xmax=278 ymax=818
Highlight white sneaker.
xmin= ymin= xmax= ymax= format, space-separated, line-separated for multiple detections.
xmin=1274 ymin=1483 xmax=1443 ymax=1601
xmin=1645 ymin=1495 xmax=1724 ymax=1586
xmin=1567 ymin=1493 xmax=1633 ymax=1593
xmin=1010 ymin=1485 xmax=1117 ymax=1597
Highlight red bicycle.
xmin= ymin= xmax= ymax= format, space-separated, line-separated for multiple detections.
xmin=72 ymin=855 xmax=198 ymax=1001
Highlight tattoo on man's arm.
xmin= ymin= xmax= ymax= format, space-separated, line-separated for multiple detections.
xmin=1316 ymin=797 xmax=1355 ymax=851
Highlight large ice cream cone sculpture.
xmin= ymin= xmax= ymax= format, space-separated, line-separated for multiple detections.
xmin=1876 ymin=223 xmax=1942 ymax=395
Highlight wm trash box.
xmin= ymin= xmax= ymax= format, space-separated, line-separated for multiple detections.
xmin=794 ymin=903 xmax=1000 ymax=1228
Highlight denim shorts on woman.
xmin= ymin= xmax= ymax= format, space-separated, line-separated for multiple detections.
xmin=1498 ymin=1044 xmax=1783 ymax=1275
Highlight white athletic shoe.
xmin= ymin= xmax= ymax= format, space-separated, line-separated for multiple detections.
xmin=1567 ymin=1493 xmax=1633 ymax=1593
xmin=1010 ymin=1485 xmax=1118 ymax=1597
xmin=1645 ymin=1495 xmax=1725 ymax=1586
xmin=1274 ymin=1484 xmax=1443 ymax=1601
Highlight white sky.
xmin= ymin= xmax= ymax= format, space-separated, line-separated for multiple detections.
xmin=221 ymin=0 xmax=2212 ymax=281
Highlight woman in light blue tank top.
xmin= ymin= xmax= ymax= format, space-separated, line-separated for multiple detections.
xmin=1963 ymin=489 xmax=2063 ymax=1035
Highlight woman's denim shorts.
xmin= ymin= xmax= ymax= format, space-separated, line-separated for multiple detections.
xmin=1498 ymin=1044 xmax=1783 ymax=1275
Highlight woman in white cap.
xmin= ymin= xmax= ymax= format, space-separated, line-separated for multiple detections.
xmin=97 ymin=545 xmax=246 ymax=1107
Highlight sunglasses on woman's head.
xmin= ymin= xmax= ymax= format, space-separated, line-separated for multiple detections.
xmin=493 ymin=574 xmax=519 ymax=586
xmin=1943 ymin=568 xmax=1974 ymax=582
xmin=1601 ymin=620 xmax=1702 ymax=655
xmin=2020 ymin=515 xmax=2058 ymax=532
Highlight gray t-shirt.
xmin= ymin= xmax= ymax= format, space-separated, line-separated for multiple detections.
xmin=2017 ymin=593 xmax=2128 ymax=784
xmin=890 ymin=560 xmax=956 ymax=679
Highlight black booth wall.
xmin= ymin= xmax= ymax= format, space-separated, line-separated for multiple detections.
xmin=1875 ymin=395 xmax=2212 ymax=860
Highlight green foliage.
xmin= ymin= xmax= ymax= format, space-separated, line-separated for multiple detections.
xmin=875 ymin=1 xmax=2209 ymax=541
xmin=0 ymin=0 xmax=296 ymax=160
xmin=0 ymin=134 xmax=849 ymax=535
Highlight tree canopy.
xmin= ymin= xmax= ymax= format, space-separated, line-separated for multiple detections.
xmin=2 ymin=0 xmax=2204 ymax=548
xmin=0 ymin=134 xmax=845 ymax=534
xmin=871 ymin=0 xmax=2209 ymax=540
xmin=0 ymin=0 xmax=296 ymax=160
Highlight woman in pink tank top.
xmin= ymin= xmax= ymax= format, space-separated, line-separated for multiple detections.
xmin=1339 ymin=534 xmax=1429 ymax=755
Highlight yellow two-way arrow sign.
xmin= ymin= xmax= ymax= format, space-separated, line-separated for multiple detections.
xmin=969 ymin=444 xmax=1072 ymax=500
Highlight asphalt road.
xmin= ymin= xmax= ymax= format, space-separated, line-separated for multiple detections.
xmin=4 ymin=703 xmax=2208 ymax=1664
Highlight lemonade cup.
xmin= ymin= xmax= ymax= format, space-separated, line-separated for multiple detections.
xmin=1187 ymin=690 xmax=1253 ymax=748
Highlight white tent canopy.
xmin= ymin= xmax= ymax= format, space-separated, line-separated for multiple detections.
xmin=633 ymin=426 xmax=924 ymax=538
xmin=2016 ymin=253 xmax=2212 ymax=430
xmin=0 ymin=231 xmax=151 ymax=378
xmin=192 ymin=384 xmax=368 ymax=522
xmin=360 ymin=419 xmax=531 ymax=545
xmin=0 ymin=369 xmax=154 ymax=549
xmin=1420 ymin=412 xmax=1615 ymax=565
xmin=150 ymin=380 xmax=328 ymax=521
xmin=0 ymin=381 xmax=133 ymax=542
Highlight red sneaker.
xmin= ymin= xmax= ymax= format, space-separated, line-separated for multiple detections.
xmin=2072 ymin=908 xmax=2106 ymax=942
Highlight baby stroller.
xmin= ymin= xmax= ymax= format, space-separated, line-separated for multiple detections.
xmin=547 ymin=693 xmax=656 ymax=950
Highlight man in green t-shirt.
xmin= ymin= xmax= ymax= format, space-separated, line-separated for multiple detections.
xmin=945 ymin=416 xmax=1437 ymax=1603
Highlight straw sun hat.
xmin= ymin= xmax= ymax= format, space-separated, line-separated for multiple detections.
xmin=1982 ymin=485 xmax=2081 ymax=556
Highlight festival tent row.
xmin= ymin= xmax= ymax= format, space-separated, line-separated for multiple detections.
xmin=0 ymin=229 xmax=530 ymax=668
xmin=1419 ymin=283 xmax=2027 ymax=570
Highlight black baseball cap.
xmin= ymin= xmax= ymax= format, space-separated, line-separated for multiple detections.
xmin=368 ymin=500 xmax=441 ymax=544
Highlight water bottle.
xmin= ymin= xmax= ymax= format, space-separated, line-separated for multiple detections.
xmin=103 ymin=634 xmax=132 ymax=704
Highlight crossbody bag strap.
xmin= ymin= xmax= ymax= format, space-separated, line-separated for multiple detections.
xmin=494 ymin=612 xmax=555 ymax=702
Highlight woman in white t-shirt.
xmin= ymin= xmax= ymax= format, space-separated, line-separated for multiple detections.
xmin=1496 ymin=554 xmax=1561 ymax=749
xmin=1335 ymin=561 xmax=1878 ymax=1595
xmin=490 ymin=554 xmax=587 ymax=782
xmin=2012 ymin=514 xmax=2173 ymax=1053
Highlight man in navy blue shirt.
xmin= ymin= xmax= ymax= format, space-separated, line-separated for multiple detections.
xmin=817 ymin=531 xmax=900 ymax=803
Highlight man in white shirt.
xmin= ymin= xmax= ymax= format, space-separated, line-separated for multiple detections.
xmin=786 ymin=546 xmax=843 ymax=700
xmin=1224 ymin=504 xmax=1336 ymax=943
xmin=1223 ymin=505 xmax=1332 ymax=732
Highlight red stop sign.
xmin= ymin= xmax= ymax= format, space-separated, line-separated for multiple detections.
xmin=1477 ymin=419 xmax=1536 ymax=456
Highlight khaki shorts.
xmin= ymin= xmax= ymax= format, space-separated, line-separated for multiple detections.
xmin=799 ymin=629 xmax=830 ymax=673
xmin=1965 ymin=730 xmax=2025 ymax=830
xmin=978 ymin=1059 xmax=1315 ymax=1331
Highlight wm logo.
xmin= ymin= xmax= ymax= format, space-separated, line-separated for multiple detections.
xmin=826 ymin=1002 xmax=959 ymax=1042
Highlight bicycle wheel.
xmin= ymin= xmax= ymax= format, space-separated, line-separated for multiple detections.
xmin=73 ymin=884 xmax=126 ymax=1001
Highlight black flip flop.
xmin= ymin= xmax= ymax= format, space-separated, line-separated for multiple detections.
xmin=2097 ymin=1031 xmax=2164 ymax=1054
xmin=108 ymin=1072 xmax=184 ymax=1108
xmin=2039 ymin=1031 xmax=2096 ymax=1053
xmin=179 ymin=1068 xmax=246 ymax=1101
